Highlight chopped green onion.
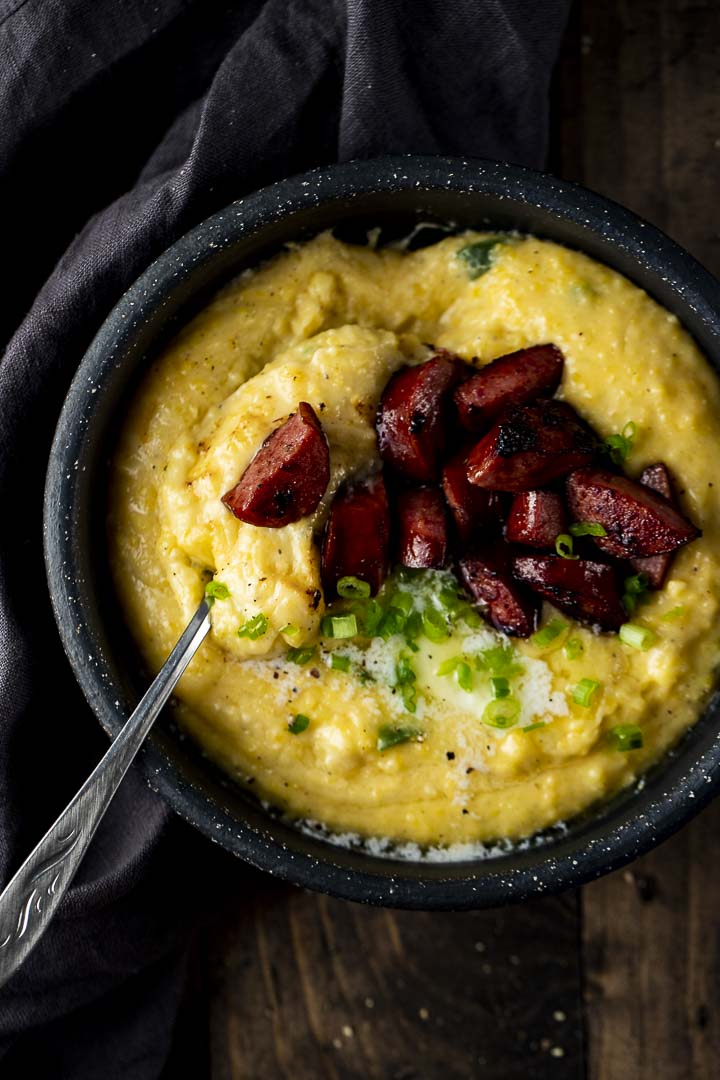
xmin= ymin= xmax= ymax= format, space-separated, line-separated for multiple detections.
xmin=237 ymin=613 xmax=268 ymax=639
xmin=457 ymin=238 xmax=502 ymax=279
xmin=564 ymin=637 xmax=584 ymax=660
xmin=437 ymin=657 xmax=473 ymax=692
xmin=522 ymin=721 xmax=547 ymax=733
xmin=422 ymin=609 xmax=450 ymax=642
xmin=619 ymin=623 xmax=657 ymax=651
xmin=286 ymin=646 xmax=316 ymax=665
xmin=377 ymin=724 xmax=419 ymax=751
xmin=321 ymin=613 xmax=358 ymax=639
xmin=569 ymin=522 xmax=607 ymax=538
xmin=404 ymin=610 xmax=423 ymax=644
xmin=572 ymin=678 xmax=601 ymax=707
xmin=330 ymin=654 xmax=351 ymax=672
xmin=490 ymin=676 xmax=510 ymax=699
xmin=555 ymin=533 xmax=579 ymax=560
xmin=395 ymin=653 xmax=416 ymax=686
xmin=531 ymin=618 xmax=567 ymax=648
xmin=400 ymin=684 xmax=418 ymax=713
xmin=482 ymin=697 xmax=520 ymax=729
xmin=456 ymin=662 xmax=473 ymax=692
xmin=476 ymin=645 xmax=523 ymax=677
xmin=622 ymin=572 xmax=649 ymax=616
xmin=459 ymin=605 xmax=485 ymax=629
xmin=204 ymin=580 xmax=230 ymax=606
xmin=337 ymin=576 xmax=371 ymax=599
xmin=386 ymin=590 xmax=414 ymax=616
xmin=279 ymin=622 xmax=300 ymax=637
xmin=288 ymin=714 xmax=310 ymax=734
xmin=351 ymin=598 xmax=383 ymax=637
xmin=604 ymin=421 xmax=637 ymax=465
xmin=377 ymin=607 xmax=407 ymax=640
xmin=609 ymin=723 xmax=643 ymax=751
xmin=662 ymin=605 xmax=686 ymax=621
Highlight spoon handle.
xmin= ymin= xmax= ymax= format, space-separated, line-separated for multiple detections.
xmin=0 ymin=599 xmax=211 ymax=988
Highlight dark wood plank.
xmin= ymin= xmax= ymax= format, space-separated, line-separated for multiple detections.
xmin=553 ymin=2 xmax=720 ymax=1078
xmin=204 ymin=879 xmax=584 ymax=1080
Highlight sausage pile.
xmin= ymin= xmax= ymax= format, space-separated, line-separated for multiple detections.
xmin=222 ymin=344 xmax=700 ymax=638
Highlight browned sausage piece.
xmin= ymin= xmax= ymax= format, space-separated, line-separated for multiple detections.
xmin=512 ymin=555 xmax=626 ymax=631
xmin=222 ymin=402 xmax=330 ymax=527
xmin=457 ymin=542 xmax=540 ymax=638
xmin=376 ymin=350 xmax=468 ymax=482
xmin=565 ymin=467 xmax=699 ymax=558
xmin=506 ymin=490 xmax=567 ymax=549
xmin=442 ymin=450 xmax=505 ymax=544
xmin=321 ymin=473 xmax=390 ymax=598
xmin=466 ymin=399 xmax=599 ymax=492
xmin=396 ymin=488 xmax=448 ymax=569
xmin=454 ymin=344 xmax=565 ymax=433
xmin=630 ymin=463 xmax=677 ymax=588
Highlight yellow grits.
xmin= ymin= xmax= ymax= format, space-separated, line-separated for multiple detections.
xmin=108 ymin=231 xmax=720 ymax=849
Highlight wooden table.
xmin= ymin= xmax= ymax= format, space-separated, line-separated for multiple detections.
xmin=166 ymin=3 xmax=720 ymax=1075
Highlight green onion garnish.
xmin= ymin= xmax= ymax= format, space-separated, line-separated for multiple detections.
xmin=386 ymin=590 xmax=414 ymax=616
xmin=404 ymin=610 xmax=423 ymax=644
xmin=564 ymin=637 xmax=584 ymax=660
xmin=330 ymin=654 xmax=351 ymax=672
xmin=237 ymin=613 xmax=268 ymax=639
xmin=286 ymin=646 xmax=316 ymax=665
xmin=619 ymin=623 xmax=657 ymax=651
xmin=490 ymin=676 xmax=510 ymax=699
xmin=531 ymin=618 xmax=567 ymax=648
xmin=604 ymin=421 xmax=637 ymax=465
xmin=279 ymin=622 xmax=300 ymax=637
xmin=377 ymin=607 xmax=407 ymax=640
xmin=522 ymin=721 xmax=547 ymax=733
xmin=457 ymin=238 xmax=502 ymax=279
xmin=337 ymin=576 xmax=371 ymax=599
xmin=476 ymin=644 xmax=523 ymax=677
xmin=569 ymin=522 xmax=607 ymax=538
xmin=555 ymin=533 xmax=579 ymax=560
xmin=662 ymin=605 xmax=686 ymax=620
xmin=377 ymin=724 xmax=419 ymax=751
xmin=351 ymin=598 xmax=383 ymax=637
xmin=437 ymin=656 xmax=473 ymax=691
xmin=204 ymin=580 xmax=230 ymax=606
xmin=572 ymin=678 xmax=601 ymax=707
xmin=608 ymin=723 xmax=643 ymax=751
xmin=622 ymin=572 xmax=649 ymax=615
xmin=288 ymin=714 xmax=310 ymax=734
xmin=321 ymin=613 xmax=358 ymax=639
xmin=394 ymin=652 xmax=418 ymax=712
xmin=481 ymin=697 xmax=520 ymax=729
xmin=422 ymin=609 xmax=450 ymax=642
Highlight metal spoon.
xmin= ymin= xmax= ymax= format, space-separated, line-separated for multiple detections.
xmin=0 ymin=599 xmax=211 ymax=988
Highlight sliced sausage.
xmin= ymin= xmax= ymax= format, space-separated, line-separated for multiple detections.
xmin=454 ymin=344 xmax=565 ymax=433
xmin=396 ymin=488 xmax=448 ymax=569
xmin=442 ymin=450 xmax=505 ymax=544
xmin=222 ymin=402 xmax=330 ymax=527
xmin=376 ymin=350 xmax=468 ymax=482
xmin=565 ymin=467 xmax=699 ymax=558
xmin=321 ymin=473 xmax=390 ymax=598
xmin=630 ymin=463 xmax=677 ymax=588
xmin=466 ymin=399 xmax=599 ymax=492
xmin=512 ymin=555 xmax=626 ymax=631
xmin=457 ymin=542 xmax=540 ymax=638
xmin=506 ymin=490 xmax=567 ymax=549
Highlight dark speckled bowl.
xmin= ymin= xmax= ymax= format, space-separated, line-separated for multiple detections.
xmin=44 ymin=156 xmax=720 ymax=909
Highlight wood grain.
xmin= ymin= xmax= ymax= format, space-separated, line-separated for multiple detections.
xmin=203 ymin=880 xmax=583 ymax=1080
xmin=553 ymin=2 xmax=720 ymax=1078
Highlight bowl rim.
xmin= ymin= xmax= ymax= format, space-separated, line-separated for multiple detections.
xmin=43 ymin=154 xmax=720 ymax=909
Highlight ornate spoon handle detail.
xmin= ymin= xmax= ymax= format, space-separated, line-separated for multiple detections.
xmin=0 ymin=600 xmax=211 ymax=987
